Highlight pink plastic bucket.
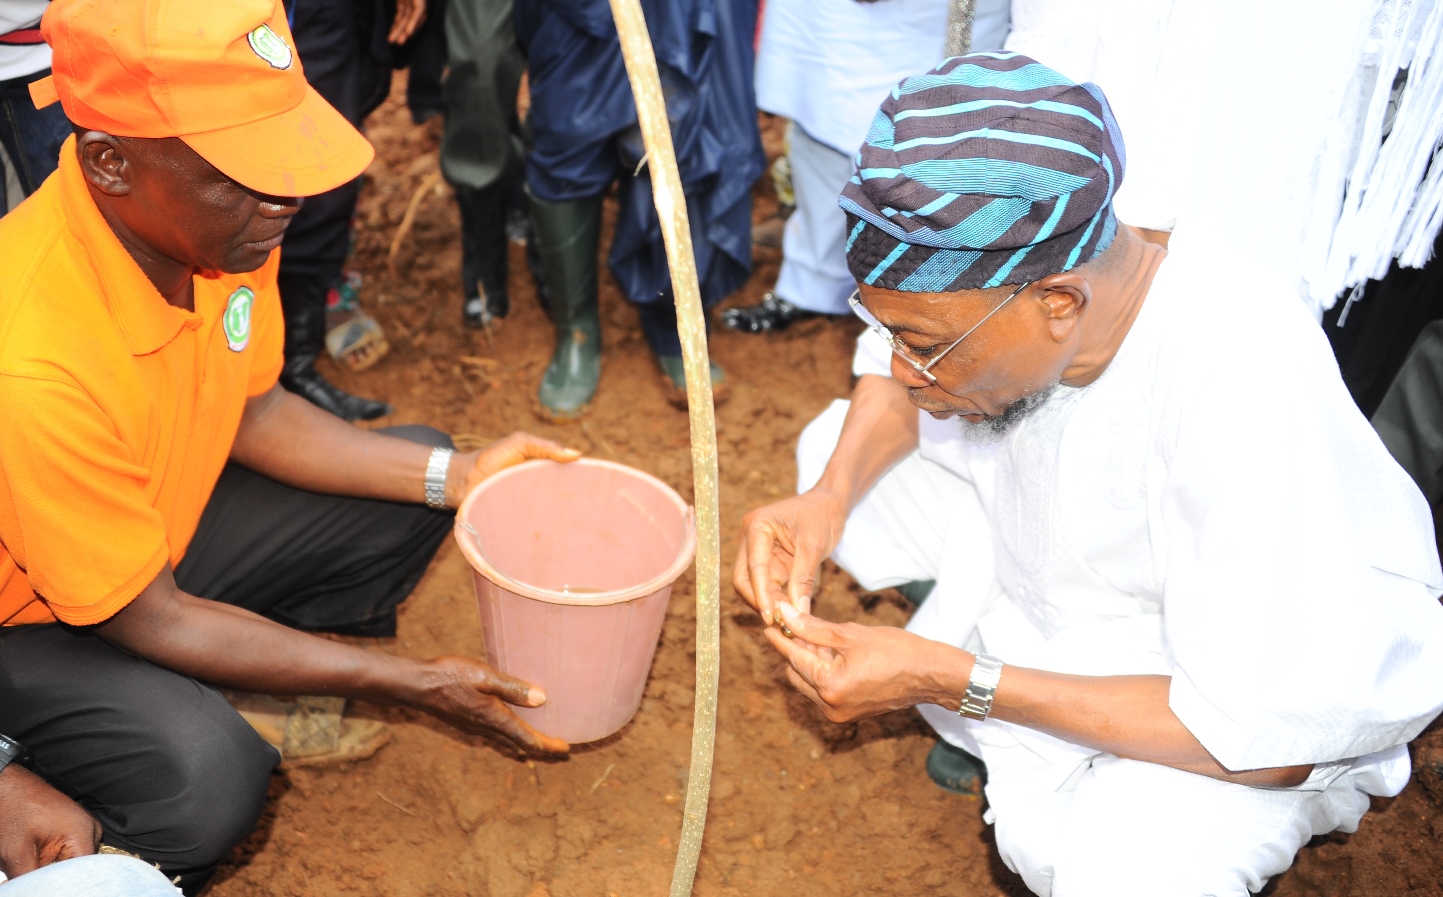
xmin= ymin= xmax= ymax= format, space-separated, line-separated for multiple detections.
xmin=454 ymin=458 xmax=696 ymax=743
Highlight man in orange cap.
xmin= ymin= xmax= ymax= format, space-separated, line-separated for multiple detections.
xmin=0 ymin=1 xmax=573 ymax=892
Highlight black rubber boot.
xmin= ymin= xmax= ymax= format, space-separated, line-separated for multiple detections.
xmin=926 ymin=740 xmax=987 ymax=796
xmin=278 ymin=272 xmax=392 ymax=422
xmin=456 ymin=182 xmax=511 ymax=328
xmin=529 ymin=190 xmax=603 ymax=419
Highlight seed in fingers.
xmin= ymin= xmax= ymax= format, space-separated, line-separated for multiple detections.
xmin=772 ymin=607 xmax=795 ymax=639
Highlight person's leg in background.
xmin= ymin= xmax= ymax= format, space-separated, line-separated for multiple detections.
xmin=724 ymin=122 xmax=857 ymax=333
xmin=0 ymin=138 xmax=20 ymax=213
xmin=516 ymin=0 xmax=621 ymax=421
xmin=0 ymin=68 xmax=72 ymax=213
xmin=441 ymin=0 xmax=526 ymax=328
xmin=0 ymin=626 xmax=278 ymax=896
xmin=607 ymin=0 xmax=763 ymax=405
xmin=1370 ymin=319 xmax=1443 ymax=558
xmin=278 ymin=0 xmax=392 ymax=422
xmin=401 ymin=1 xmax=447 ymax=125
xmin=2 ymin=854 xmax=184 ymax=896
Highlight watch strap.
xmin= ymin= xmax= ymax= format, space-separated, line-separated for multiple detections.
xmin=424 ymin=447 xmax=454 ymax=509
xmin=957 ymin=653 xmax=1004 ymax=721
xmin=0 ymin=733 xmax=30 ymax=774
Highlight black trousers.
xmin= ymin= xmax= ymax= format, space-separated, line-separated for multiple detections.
xmin=0 ymin=427 xmax=454 ymax=895
xmin=279 ymin=0 xmax=392 ymax=283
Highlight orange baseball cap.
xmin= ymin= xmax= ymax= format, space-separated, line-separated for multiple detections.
xmin=30 ymin=0 xmax=374 ymax=198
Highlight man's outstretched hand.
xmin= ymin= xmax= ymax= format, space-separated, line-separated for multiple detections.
xmin=411 ymin=656 xmax=569 ymax=756
xmin=447 ymin=432 xmax=582 ymax=508
xmin=764 ymin=603 xmax=968 ymax=723
xmin=0 ymin=764 xmax=101 ymax=880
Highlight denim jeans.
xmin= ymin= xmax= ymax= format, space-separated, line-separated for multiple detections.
xmin=0 ymin=68 xmax=71 ymax=208
xmin=1 ymin=855 xmax=180 ymax=896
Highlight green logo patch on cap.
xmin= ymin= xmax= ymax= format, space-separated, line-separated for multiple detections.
xmin=224 ymin=287 xmax=255 ymax=352
xmin=247 ymin=24 xmax=293 ymax=70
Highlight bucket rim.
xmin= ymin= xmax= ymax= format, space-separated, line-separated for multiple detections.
xmin=454 ymin=457 xmax=697 ymax=607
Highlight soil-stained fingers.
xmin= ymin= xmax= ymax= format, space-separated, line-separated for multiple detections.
xmin=420 ymin=657 xmax=570 ymax=756
xmin=478 ymin=702 xmax=570 ymax=756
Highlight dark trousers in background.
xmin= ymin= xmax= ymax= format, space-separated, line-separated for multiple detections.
xmin=0 ymin=427 xmax=454 ymax=895
xmin=1326 ymin=229 xmax=1443 ymax=561
xmin=440 ymin=0 xmax=524 ymax=193
xmin=0 ymin=68 xmax=71 ymax=209
xmin=279 ymin=0 xmax=392 ymax=285
xmin=441 ymin=0 xmax=526 ymax=319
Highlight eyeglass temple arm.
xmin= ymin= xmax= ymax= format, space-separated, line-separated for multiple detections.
xmin=919 ymin=281 xmax=1029 ymax=374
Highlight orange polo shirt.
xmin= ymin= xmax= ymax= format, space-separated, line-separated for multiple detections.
xmin=0 ymin=137 xmax=284 ymax=626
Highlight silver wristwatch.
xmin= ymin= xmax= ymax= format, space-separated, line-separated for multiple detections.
xmin=957 ymin=652 xmax=1004 ymax=720
xmin=424 ymin=447 xmax=454 ymax=509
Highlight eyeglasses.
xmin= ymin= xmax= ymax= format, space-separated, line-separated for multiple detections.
xmin=847 ymin=280 xmax=1032 ymax=386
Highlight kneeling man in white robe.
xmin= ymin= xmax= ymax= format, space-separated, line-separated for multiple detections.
xmin=734 ymin=53 xmax=1443 ymax=897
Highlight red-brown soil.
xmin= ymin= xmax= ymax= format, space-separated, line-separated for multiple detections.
xmin=207 ymin=77 xmax=1443 ymax=897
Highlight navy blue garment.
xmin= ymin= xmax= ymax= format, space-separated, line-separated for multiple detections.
xmin=516 ymin=0 xmax=764 ymax=355
xmin=0 ymin=68 xmax=71 ymax=208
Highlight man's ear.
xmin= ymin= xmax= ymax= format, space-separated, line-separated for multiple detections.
xmin=76 ymin=131 xmax=133 ymax=197
xmin=1033 ymin=272 xmax=1090 ymax=343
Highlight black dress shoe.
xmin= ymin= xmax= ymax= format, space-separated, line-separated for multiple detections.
xmin=721 ymin=292 xmax=814 ymax=334
xmin=278 ymin=271 xmax=392 ymax=422
xmin=281 ymin=365 xmax=392 ymax=422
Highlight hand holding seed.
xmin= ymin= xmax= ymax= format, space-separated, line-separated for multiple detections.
xmin=764 ymin=604 xmax=969 ymax=724
xmin=733 ymin=488 xmax=849 ymax=625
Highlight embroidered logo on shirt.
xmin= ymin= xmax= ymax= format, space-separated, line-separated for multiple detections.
xmin=224 ymin=287 xmax=255 ymax=352
xmin=247 ymin=24 xmax=293 ymax=70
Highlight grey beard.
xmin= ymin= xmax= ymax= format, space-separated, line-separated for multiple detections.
xmin=957 ymin=382 xmax=1060 ymax=442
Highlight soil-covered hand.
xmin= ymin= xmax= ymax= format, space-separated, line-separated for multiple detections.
xmin=733 ymin=488 xmax=849 ymax=624
xmin=0 ymin=764 xmax=102 ymax=879
xmin=412 ymin=655 xmax=570 ymax=756
xmin=763 ymin=603 xmax=966 ymax=723
xmin=447 ymin=432 xmax=582 ymax=508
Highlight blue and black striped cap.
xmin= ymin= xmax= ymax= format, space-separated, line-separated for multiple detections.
xmin=840 ymin=52 xmax=1127 ymax=292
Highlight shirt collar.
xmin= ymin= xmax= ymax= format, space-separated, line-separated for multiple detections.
xmin=56 ymin=135 xmax=198 ymax=356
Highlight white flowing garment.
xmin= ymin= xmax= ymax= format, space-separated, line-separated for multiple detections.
xmin=755 ymin=0 xmax=1010 ymax=157
xmin=1006 ymin=0 xmax=1442 ymax=315
xmin=840 ymin=234 xmax=1443 ymax=774
xmin=798 ymin=235 xmax=1443 ymax=891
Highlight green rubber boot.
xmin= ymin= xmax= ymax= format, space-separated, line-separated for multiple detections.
xmin=655 ymin=353 xmax=728 ymax=410
xmin=926 ymin=740 xmax=987 ymax=796
xmin=529 ymin=190 xmax=603 ymax=419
